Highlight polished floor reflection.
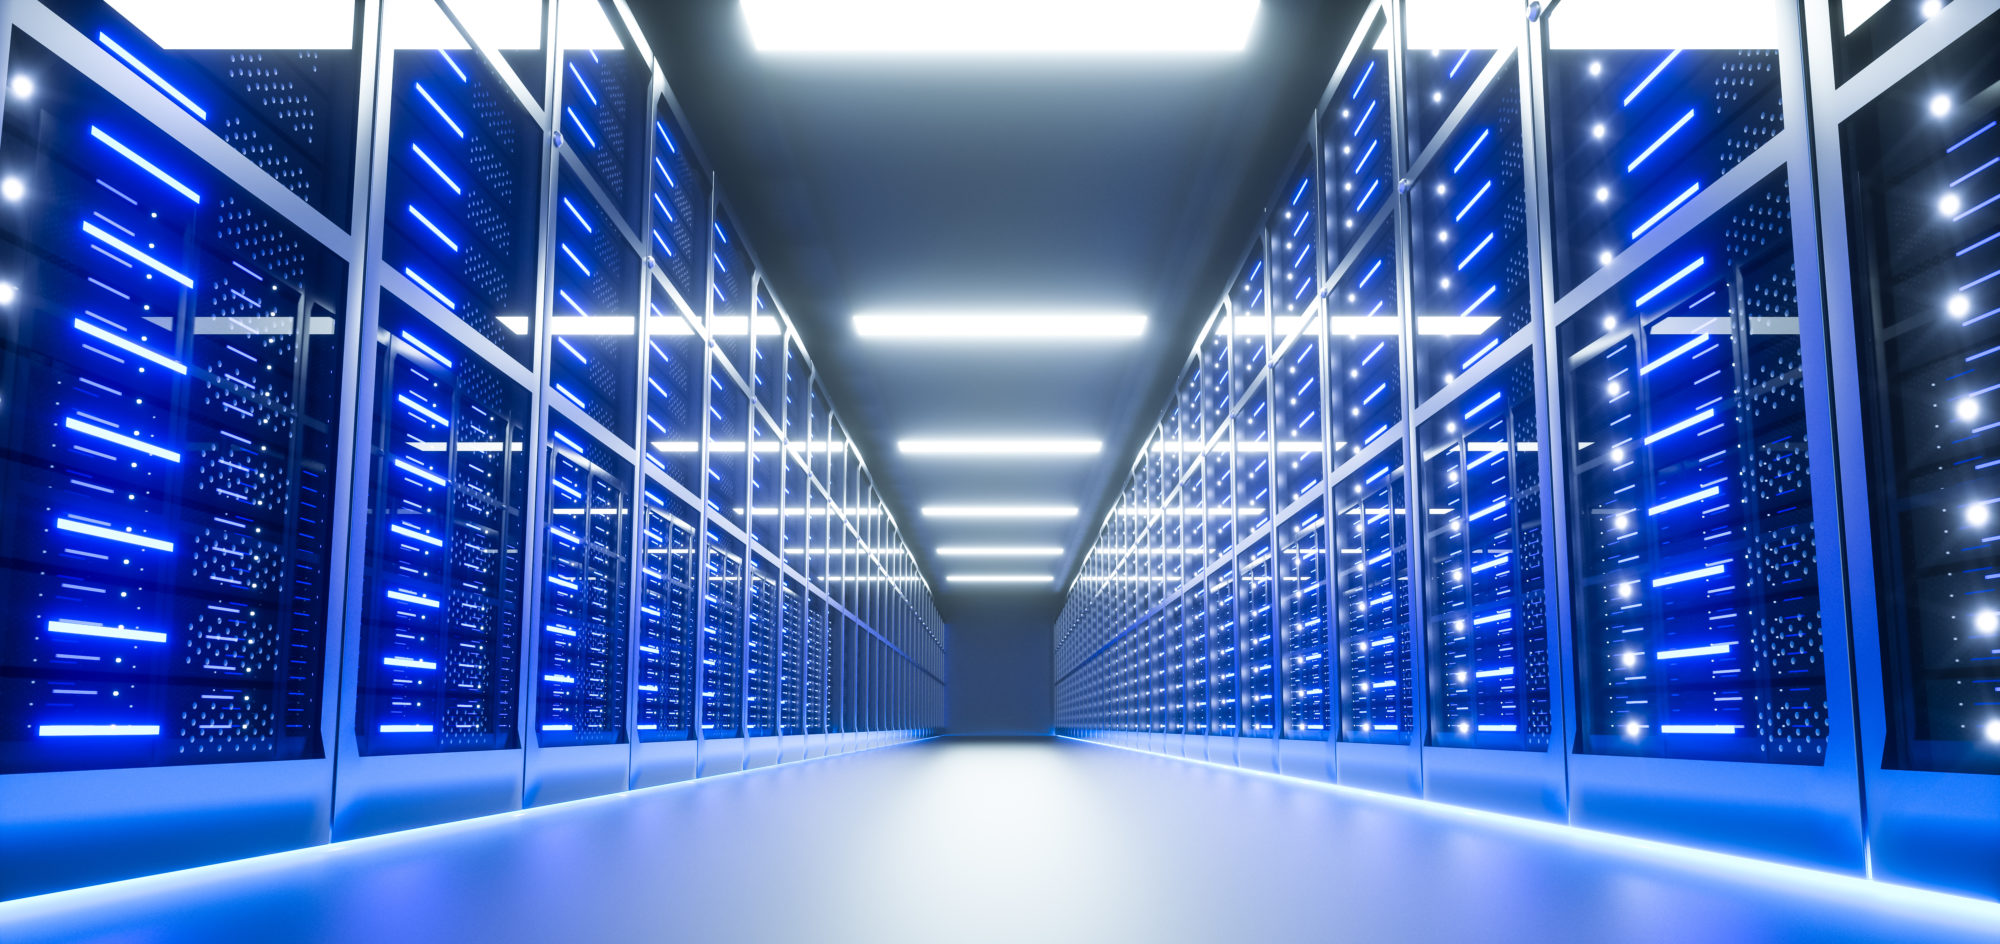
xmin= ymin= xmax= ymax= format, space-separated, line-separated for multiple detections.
xmin=1 ymin=738 xmax=1996 ymax=943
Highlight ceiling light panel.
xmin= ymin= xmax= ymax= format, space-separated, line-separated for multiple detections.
xmin=945 ymin=574 xmax=1057 ymax=584
xmin=922 ymin=505 xmax=1079 ymax=519
xmin=742 ymin=0 xmax=1259 ymax=55
xmin=897 ymin=438 xmax=1103 ymax=456
xmin=852 ymin=312 xmax=1146 ymax=340
xmin=936 ymin=546 xmax=1065 ymax=557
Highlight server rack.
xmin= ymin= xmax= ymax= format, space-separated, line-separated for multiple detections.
xmin=0 ymin=0 xmax=948 ymax=901
xmin=1806 ymin=0 xmax=2000 ymax=899
xmin=1056 ymin=0 xmax=2000 ymax=897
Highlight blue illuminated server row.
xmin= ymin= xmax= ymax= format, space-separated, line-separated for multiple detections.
xmin=0 ymin=0 xmax=947 ymax=901
xmin=1054 ymin=0 xmax=2000 ymax=904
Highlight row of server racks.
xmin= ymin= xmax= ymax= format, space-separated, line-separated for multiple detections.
xmin=1055 ymin=0 xmax=2000 ymax=902
xmin=0 ymin=0 xmax=950 ymax=901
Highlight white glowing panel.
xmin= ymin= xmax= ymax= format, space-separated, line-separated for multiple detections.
xmin=1546 ymin=0 xmax=1782 ymax=49
xmin=104 ymin=0 xmax=354 ymax=49
xmin=898 ymin=439 xmax=1103 ymax=456
xmin=743 ymin=0 xmax=1259 ymax=54
xmin=853 ymin=312 xmax=1147 ymax=339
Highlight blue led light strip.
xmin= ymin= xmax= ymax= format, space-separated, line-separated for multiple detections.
xmin=73 ymin=319 xmax=187 ymax=373
xmin=1452 ymin=129 xmax=1490 ymax=174
xmin=410 ymin=143 xmax=463 ymax=195
xmin=1634 ymin=257 xmax=1706 ymax=306
xmin=1626 ymin=110 xmax=1695 ymax=173
xmin=80 ymin=222 xmax=194 ymax=288
xmin=1630 ymin=183 xmax=1701 ymax=240
xmin=1622 ymin=49 xmax=1681 ymax=107
xmin=88 ymin=127 xmax=199 ymax=202
xmin=413 ymin=83 xmax=465 ymax=138
xmin=97 ymin=33 xmax=206 ymax=120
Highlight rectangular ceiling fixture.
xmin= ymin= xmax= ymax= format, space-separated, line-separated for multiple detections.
xmin=937 ymin=546 xmax=1065 ymax=557
xmin=898 ymin=438 xmax=1103 ymax=456
xmin=853 ymin=312 xmax=1147 ymax=340
xmin=742 ymin=0 xmax=1259 ymax=54
xmin=922 ymin=505 xmax=1079 ymax=519
xmin=945 ymin=574 xmax=1057 ymax=584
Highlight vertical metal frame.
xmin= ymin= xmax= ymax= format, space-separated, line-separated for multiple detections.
xmin=1804 ymin=0 xmax=2000 ymax=898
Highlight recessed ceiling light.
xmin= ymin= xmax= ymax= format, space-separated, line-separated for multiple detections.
xmin=945 ymin=574 xmax=1057 ymax=584
xmin=853 ymin=312 xmax=1146 ymax=340
xmin=937 ymin=546 xmax=1064 ymax=557
xmin=742 ymin=0 xmax=1259 ymax=54
xmin=922 ymin=505 xmax=1079 ymax=519
xmin=898 ymin=438 xmax=1102 ymax=456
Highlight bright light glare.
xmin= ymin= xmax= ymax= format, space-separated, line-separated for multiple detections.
xmin=743 ymin=0 xmax=1259 ymax=54
xmin=0 ymin=177 xmax=23 ymax=202
xmin=1545 ymin=0 xmax=1780 ymax=49
xmin=945 ymin=574 xmax=1056 ymax=584
xmin=898 ymin=438 xmax=1102 ymax=456
xmin=937 ymin=546 xmax=1064 ymax=557
xmin=104 ymin=0 xmax=354 ymax=49
xmin=854 ymin=312 xmax=1146 ymax=340
xmin=8 ymin=75 xmax=32 ymax=99
xmin=922 ymin=505 xmax=1079 ymax=519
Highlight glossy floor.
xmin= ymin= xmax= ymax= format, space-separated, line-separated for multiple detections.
xmin=2 ymin=737 xmax=1997 ymax=943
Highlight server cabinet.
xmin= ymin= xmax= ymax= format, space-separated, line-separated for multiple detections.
xmin=1185 ymin=584 xmax=1212 ymax=745
xmin=1332 ymin=450 xmax=1419 ymax=795
xmin=1271 ymin=148 xmax=1319 ymax=336
xmin=744 ymin=547 xmax=780 ymax=767
xmin=1322 ymin=4 xmax=1393 ymax=269
xmin=1408 ymin=54 xmax=1531 ymax=403
xmin=1277 ymin=505 xmax=1335 ymax=780
xmin=342 ymin=0 xmax=548 ymax=844
xmin=545 ymin=164 xmax=639 ymax=444
xmin=631 ymin=484 xmax=697 ymax=786
xmin=1809 ymin=0 xmax=2000 ymax=897
xmin=698 ymin=521 xmax=744 ymax=772
xmin=1544 ymin=0 xmax=1863 ymax=872
xmin=1205 ymin=567 xmax=1239 ymax=762
xmin=1416 ymin=351 xmax=1563 ymax=820
xmin=525 ymin=418 xmax=631 ymax=805
xmin=806 ymin=589 xmax=828 ymax=756
xmin=1231 ymin=245 xmax=1269 ymax=403
xmin=644 ymin=285 xmax=704 ymax=492
xmin=558 ymin=0 xmax=648 ymax=233
xmin=1274 ymin=303 xmax=1326 ymax=516
xmin=706 ymin=350 xmax=748 ymax=532
xmin=1237 ymin=541 xmax=1280 ymax=769
xmin=1236 ymin=378 xmax=1275 ymax=539
xmin=646 ymin=98 xmax=708 ymax=319
xmin=779 ymin=574 xmax=806 ymax=762
xmin=0 ymin=2 xmax=366 ymax=893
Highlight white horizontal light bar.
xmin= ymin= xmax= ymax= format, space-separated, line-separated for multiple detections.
xmin=47 ymin=620 xmax=167 ymax=644
xmin=744 ymin=0 xmax=1258 ymax=54
xmin=937 ymin=546 xmax=1064 ymax=557
xmin=922 ymin=505 xmax=1079 ymax=519
xmin=853 ymin=312 xmax=1146 ymax=340
xmin=946 ymin=574 xmax=1057 ymax=584
xmin=898 ymin=438 xmax=1102 ymax=456
xmin=39 ymin=724 xmax=160 ymax=737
